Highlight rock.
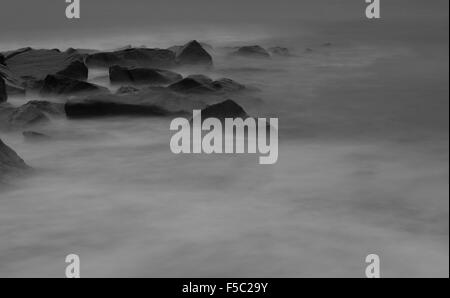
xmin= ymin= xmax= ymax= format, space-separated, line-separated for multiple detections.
xmin=40 ymin=75 xmax=109 ymax=96
xmin=0 ymin=77 xmax=7 ymax=103
xmin=4 ymin=48 xmax=86 ymax=85
xmin=199 ymin=99 xmax=249 ymax=120
xmin=0 ymin=54 xmax=5 ymax=66
xmin=116 ymin=86 xmax=140 ymax=95
xmin=6 ymin=83 xmax=26 ymax=96
xmin=23 ymin=131 xmax=51 ymax=141
xmin=322 ymin=42 xmax=332 ymax=47
xmin=232 ymin=46 xmax=270 ymax=58
xmin=65 ymin=97 xmax=176 ymax=118
xmin=0 ymin=138 xmax=29 ymax=180
xmin=174 ymin=40 xmax=213 ymax=67
xmin=268 ymin=47 xmax=290 ymax=56
xmin=7 ymin=103 xmax=50 ymax=128
xmin=169 ymin=75 xmax=245 ymax=94
xmin=55 ymin=60 xmax=88 ymax=81
xmin=2 ymin=47 xmax=32 ymax=60
xmin=85 ymin=48 xmax=176 ymax=69
xmin=109 ymin=65 xmax=182 ymax=85
xmin=169 ymin=75 xmax=216 ymax=93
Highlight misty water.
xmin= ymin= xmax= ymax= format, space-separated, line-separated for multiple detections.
xmin=1 ymin=27 xmax=448 ymax=277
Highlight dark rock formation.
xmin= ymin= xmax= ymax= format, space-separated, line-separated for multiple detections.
xmin=169 ymin=75 xmax=245 ymax=94
xmin=199 ymin=99 xmax=249 ymax=120
xmin=268 ymin=47 xmax=290 ymax=56
xmin=109 ymin=65 xmax=182 ymax=85
xmin=0 ymin=54 xmax=5 ymax=66
xmin=86 ymin=48 xmax=176 ymax=69
xmin=55 ymin=60 xmax=88 ymax=80
xmin=23 ymin=131 xmax=51 ymax=142
xmin=0 ymin=77 xmax=7 ymax=103
xmin=40 ymin=75 xmax=109 ymax=96
xmin=4 ymin=48 xmax=85 ymax=85
xmin=0 ymin=138 xmax=29 ymax=180
xmin=232 ymin=46 xmax=270 ymax=58
xmin=174 ymin=40 xmax=213 ymax=67
xmin=65 ymin=97 xmax=175 ymax=118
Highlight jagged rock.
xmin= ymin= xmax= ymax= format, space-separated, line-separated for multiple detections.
xmin=0 ymin=54 xmax=5 ymax=66
xmin=86 ymin=48 xmax=176 ymax=69
xmin=268 ymin=47 xmax=290 ymax=56
xmin=56 ymin=60 xmax=88 ymax=80
xmin=0 ymin=138 xmax=29 ymax=180
xmin=232 ymin=46 xmax=270 ymax=58
xmin=23 ymin=131 xmax=51 ymax=141
xmin=4 ymin=48 xmax=85 ymax=85
xmin=199 ymin=99 xmax=249 ymax=120
xmin=169 ymin=75 xmax=245 ymax=94
xmin=40 ymin=75 xmax=109 ymax=96
xmin=0 ymin=77 xmax=7 ymax=102
xmin=109 ymin=65 xmax=182 ymax=85
xmin=174 ymin=40 xmax=213 ymax=66
xmin=116 ymin=86 xmax=140 ymax=95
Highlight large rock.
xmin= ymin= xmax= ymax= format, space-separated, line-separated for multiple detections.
xmin=0 ymin=138 xmax=29 ymax=180
xmin=4 ymin=48 xmax=86 ymax=84
xmin=0 ymin=77 xmax=7 ymax=103
xmin=55 ymin=60 xmax=88 ymax=81
xmin=65 ymin=97 xmax=176 ymax=118
xmin=109 ymin=65 xmax=182 ymax=85
xmin=0 ymin=54 xmax=5 ymax=66
xmin=232 ymin=46 xmax=270 ymax=58
xmin=169 ymin=75 xmax=245 ymax=94
xmin=174 ymin=40 xmax=213 ymax=67
xmin=40 ymin=75 xmax=109 ymax=96
xmin=199 ymin=99 xmax=249 ymax=120
xmin=86 ymin=48 xmax=176 ymax=69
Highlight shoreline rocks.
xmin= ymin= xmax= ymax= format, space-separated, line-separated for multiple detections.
xmin=232 ymin=46 xmax=270 ymax=58
xmin=40 ymin=75 xmax=109 ymax=96
xmin=109 ymin=65 xmax=182 ymax=85
xmin=174 ymin=40 xmax=213 ymax=67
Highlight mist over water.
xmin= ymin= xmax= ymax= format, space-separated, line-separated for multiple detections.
xmin=1 ymin=1 xmax=449 ymax=277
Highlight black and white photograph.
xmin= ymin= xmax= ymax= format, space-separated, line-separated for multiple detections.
xmin=0 ymin=0 xmax=448 ymax=281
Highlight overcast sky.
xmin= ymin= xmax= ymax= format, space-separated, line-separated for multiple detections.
xmin=0 ymin=0 xmax=448 ymax=48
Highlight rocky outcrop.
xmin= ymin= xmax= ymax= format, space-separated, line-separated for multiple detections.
xmin=0 ymin=54 xmax=5 ymax=66
xmin=199 ymin=99 xmax=249 ymax=120
xmin=40 ymin=75 xmax=109 ymax=96
xmin=232 ymin=46 xmax=270 ymax=58
xmin=4 ymin=48 xmax=85 ymax=85
xmin=268 ymin=47 xmax=290 ymax=56
xmin=109 ymin=65 xmax=182 ymax=85
xmin=55 ymin=60 xmax=88 ymax=81
xmin=86 ymin=48 xmax=176 ymax=69
xmin=0 ymin=77 xmax=7 ymax=103
xmin=0 ymin=138 xmax=29 ymax=180
xmin=174 ymin=40 xmax=213 ymax=67
xmin=169 ymin=75 xmax=245 ymax=94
